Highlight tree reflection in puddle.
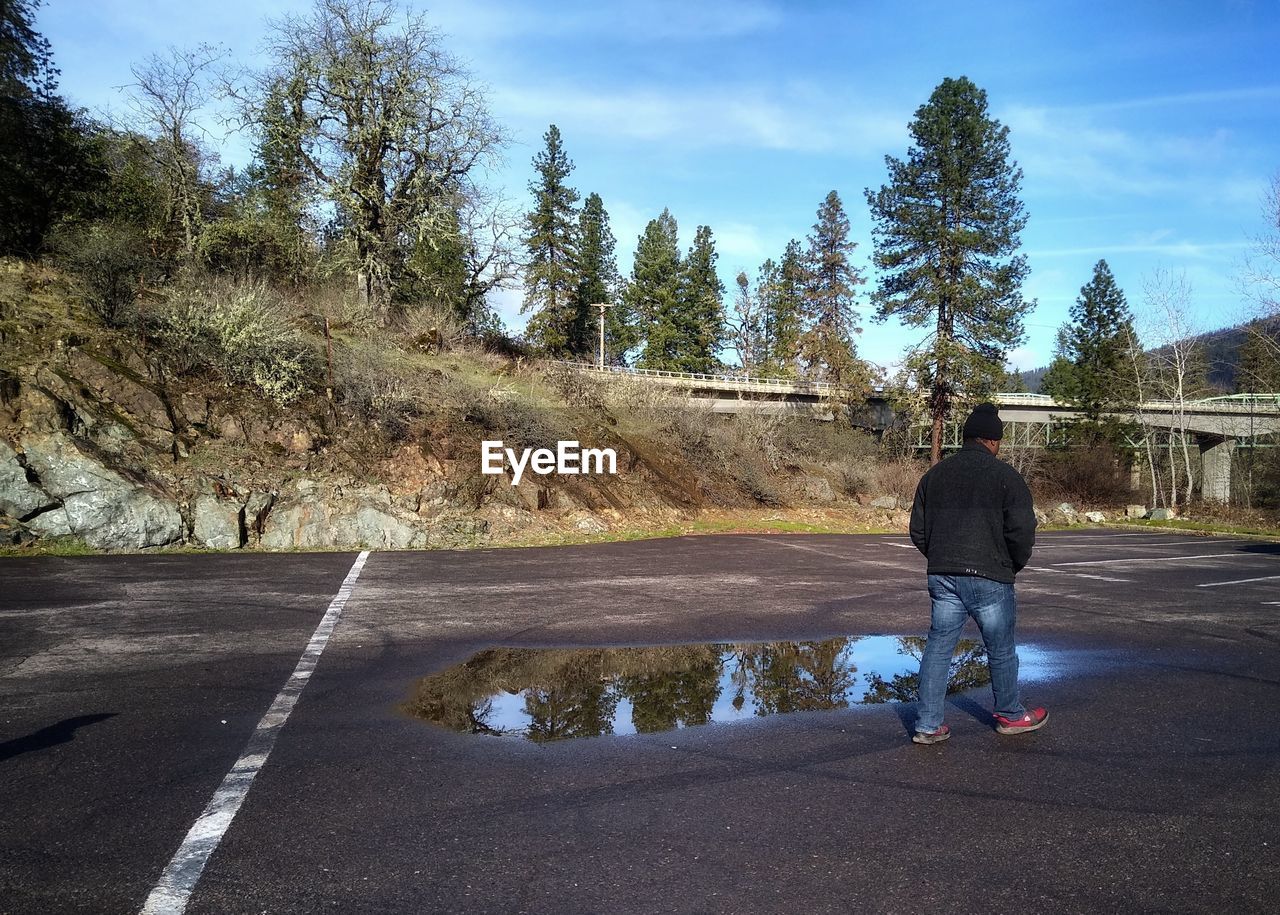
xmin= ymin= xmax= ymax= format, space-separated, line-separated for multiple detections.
xmin=403 ymin=636 xmax=1054 ymax=743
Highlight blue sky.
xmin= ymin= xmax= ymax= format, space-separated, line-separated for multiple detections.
xmin=37 ymin=0 xmax=1280 ymax=373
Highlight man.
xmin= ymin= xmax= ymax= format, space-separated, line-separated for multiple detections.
xmin=907 ymin=402 xmax=1047 ymax=745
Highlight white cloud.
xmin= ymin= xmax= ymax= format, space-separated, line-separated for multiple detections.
xmin=426 ymin=0 xmax=783 ymax=44
xmin=492 ymin=82 xmax=907 ymax=154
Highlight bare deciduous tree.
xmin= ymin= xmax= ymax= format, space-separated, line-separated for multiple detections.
xmin=121 ymin=43 xmax=225 ymax=256
xmin=249 ymin=0 xmax=504 ymax=319
xmin=1143 ymin=268 xmax=1207 ymax=510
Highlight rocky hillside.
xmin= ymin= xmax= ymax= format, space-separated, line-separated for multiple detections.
xmin=0 ymin=263 xmax=907 ymax=553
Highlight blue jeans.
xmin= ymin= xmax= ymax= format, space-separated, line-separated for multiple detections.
xmin=915 ymin=574 xmax=1026 ymax=734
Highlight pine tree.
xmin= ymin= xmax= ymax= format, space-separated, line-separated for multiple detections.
xmin=866 ymin=76 xmax=1032 ymax=463
xmin=522 ymin=124 xmax=582 ymax=354
xmin=755 ymin=241 xmax=806 ymax=377
xmin=677 ymin=225 xmax=725 ymax=372
xmin=573 ymin=192 xmax=635 ymax=364
xmin=628 ymin=209 xmax=683 ymax=369
xmin=797 ymin=191 xmax=870 ymax=388
xmin=1041 ymin=259 xmax=1136 ymax=419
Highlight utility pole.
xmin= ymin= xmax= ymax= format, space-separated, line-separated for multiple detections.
xmin=591 ymin=302 xmax=616 ymax=369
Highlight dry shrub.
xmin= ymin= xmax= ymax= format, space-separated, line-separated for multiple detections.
xmin=399 ymin=304 xmax=468 ymax=354
xmin=331 ymin=340 xmax=427 ymax=439
xmin=1033 ymin=444 xmax=1132 ymax=504
xmin=868 ymin=456 xmax=927 ymax=502
xmin=433 ymin=371 xmax=571 ymax=452
xmin=153 ymin=279 xmax=316 ymax=405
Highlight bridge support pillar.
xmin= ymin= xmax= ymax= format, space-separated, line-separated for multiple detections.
xmin=1199 ymin=436 xmax=1235 ymax=503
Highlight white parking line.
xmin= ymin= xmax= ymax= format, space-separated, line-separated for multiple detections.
xmin=1050 ymin=553 xmax=1244 ymax=567
xmin=140 ymin=550 xmax=371 ymax=915
xmin=1028 ymin=567 xmax=1131 ymax=583
xmin=1197 ymin=575 xmax=1280 ymax=589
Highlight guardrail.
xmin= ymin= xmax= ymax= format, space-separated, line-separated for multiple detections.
xmin=552 ymin=361 xmax=1280 ymax=415
xmin=550 ymin=361 xmax=844 ymax=395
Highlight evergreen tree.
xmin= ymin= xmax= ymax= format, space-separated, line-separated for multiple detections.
xmin=628 ymin=209 xmax=683 ymax=370
xmin=523 ymin=124 xmax=582 ymax=354
xmin=755 ymin=241 xmax=806 ymax=377
xmin=1041 ymin=259 xmax=1137 ymax=420
xmin=0 ymin=0 xmax=101 ymax=255
xmin=797 ymin=191 xmax=870 ymax=388
xmin=677 ymin=225 xmax=725 ymax=372
xmin=866 ymin=76 xmax=1031 ymax=463
xmin=573 ymin=192 xmax=635 ymax=364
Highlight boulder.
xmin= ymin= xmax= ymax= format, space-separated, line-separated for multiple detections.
xmin=1052 ymin=502 xmax=1078 ymax=523
xmin=799 ymin=475 xmax=837 ymax=503
xmin=1083 ymin=511 xmax=1106 ymax=523
xmin=0 ymin=516 xmax=36 ymax=545
xmin=0 ymin=439 xmax=56 ymax=519
xmin=1147 ymin=508 xmax=1175 ymax=521
xmin=1126 ymin=504 xmax=1147 ymax=519
xmin=17 ymin=433 xmax=182 ymax=549
xmin=573 ymin=514 xmax=609 ymax=534
xmin=192 ymin=495 xmax=245 ymax=550
xmin=260 ymin=484 xmax=427 ymax=550
xmin=870 ymin=495 xmax=899 ymax=510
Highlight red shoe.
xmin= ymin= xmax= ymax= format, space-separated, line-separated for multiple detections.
xmin=912 ymin=724 xmax=951 ymax=744
xmin=995 ymin=707 xmax=1049 ymax=735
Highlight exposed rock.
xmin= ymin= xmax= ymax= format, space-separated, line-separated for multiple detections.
xmin=573 ymin=514 xmax=609 ymax=534
xmin=0 ymin=439 xmax=56 ymax=519
xmin=0 ymin=515 xmax=36 ymax=545
xmin=1147 ymin=508 xmax=1176 ymax=521
xmin=260 ymin=482 xmax=428 ymax=550
xmin=26 ymin=507 xmax=71 ymax=538
xmin=428 ymin=517 xmax=489 ymax=549
xmin=17 ymin=432 xmax=182 ymax=549
xmin=192 ymin=494 xmax=245 ymax=550
xmin=799 ymin=475 xmax=837 ymax=503
xmin=1033 ymin=507 xmax=1049 ymax=526
xmin=1084 ymin=511 xmax=1106 ymax=523
xmin=244 ymin=491 xmax=275 ymax=543
xmin=870 ymin=495 xmax=899 ymax=510
xmin=1126 ymin=504 xmax=1147 ymax=519
xmin=417 ymin=479 xmax=459 ymax=518
xmin=1052 ymin=502 xmax=1078 ymax=523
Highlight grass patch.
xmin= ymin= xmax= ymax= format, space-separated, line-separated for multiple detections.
xmin=0 ymin=536 xmax=96 ymax=557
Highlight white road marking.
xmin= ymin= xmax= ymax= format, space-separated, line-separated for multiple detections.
xmin=1050 ymin=553 xmax=1245 ymax=567
xmin=1027 ymin=567 xmax=1131 ymax=583
xmin=139 ymin=550 xmax=372 ymax=915
xmin=884 ymin=542 xmax=918 ymax=550
xmin=1197 ymin=575 xmax=1280 ymax=589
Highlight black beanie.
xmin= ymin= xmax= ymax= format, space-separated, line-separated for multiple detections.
xmin=962 ymin=403 xmax=1004 ymax=441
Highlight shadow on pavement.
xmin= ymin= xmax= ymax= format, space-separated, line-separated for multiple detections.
xmin=0 ymin=713 xmax=117 ymax=763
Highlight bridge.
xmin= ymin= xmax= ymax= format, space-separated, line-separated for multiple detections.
xmin=554 ymin=362 xmax=1280 ymax=502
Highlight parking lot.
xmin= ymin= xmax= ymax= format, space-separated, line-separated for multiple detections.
xmin=2 ymin=529 xmax=1279 ymax=913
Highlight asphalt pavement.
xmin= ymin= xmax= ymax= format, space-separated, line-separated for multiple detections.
xmin=2 ymin=530 xmax=1278 ymax=914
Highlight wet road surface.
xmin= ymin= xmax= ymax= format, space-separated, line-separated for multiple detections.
xmin=2 ymin=531 xmax=1278 ymax=913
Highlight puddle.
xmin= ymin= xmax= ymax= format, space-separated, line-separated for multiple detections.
xmin=402 ymin=636 xmax=1060 ymax=743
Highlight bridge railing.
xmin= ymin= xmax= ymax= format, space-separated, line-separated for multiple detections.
xmin=550 ymin=360 xmax=845 ymax=395
xmin=552 ymin=362 xmax=1280 ymax=415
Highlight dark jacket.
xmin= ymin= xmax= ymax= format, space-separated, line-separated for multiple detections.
xmin=909 ymin=442 xmax=1037 ymax=583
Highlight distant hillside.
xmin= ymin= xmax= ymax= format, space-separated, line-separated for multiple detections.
xmin=1019 ymin=317 xmax=1279 ymax=394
